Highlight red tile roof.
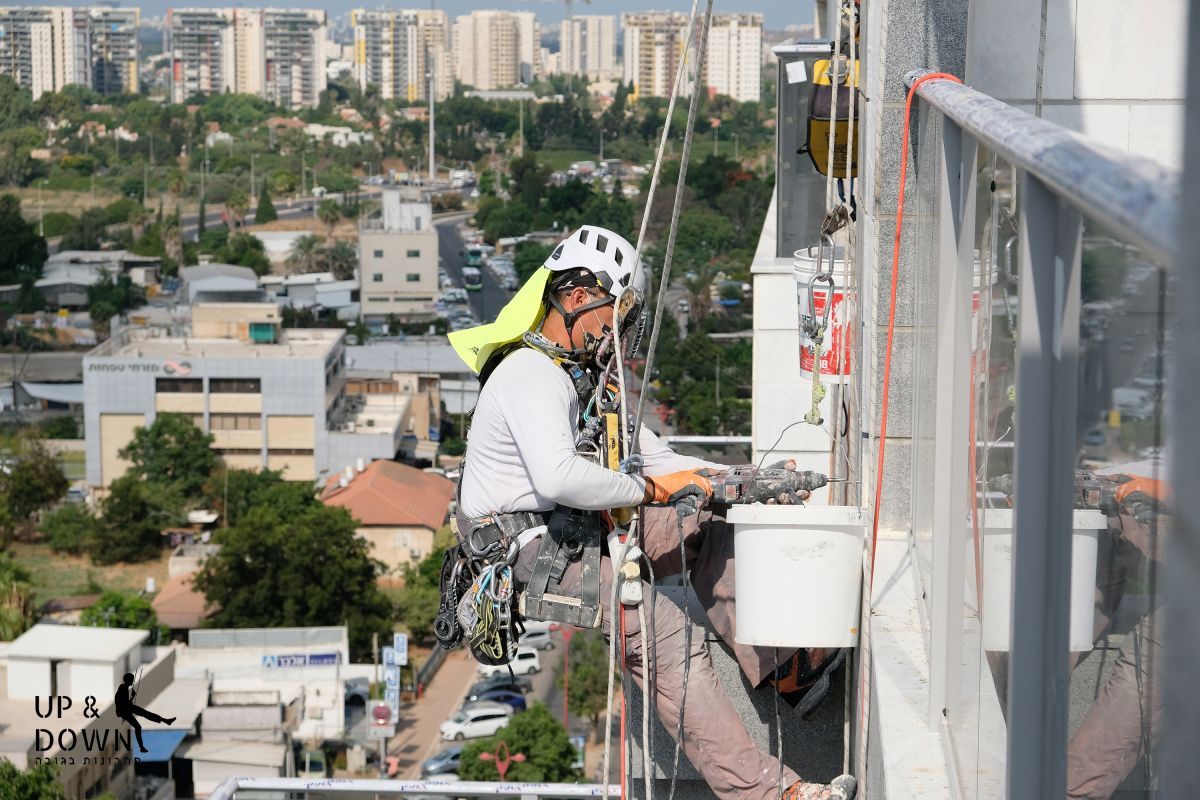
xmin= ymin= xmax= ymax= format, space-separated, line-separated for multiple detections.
xmin=321 ymin=460 xmax=455 ymax=530
xmin=152 ymin=574 xmax=213 ymax=630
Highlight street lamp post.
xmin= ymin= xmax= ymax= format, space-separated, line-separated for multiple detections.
xmin=38 ymin=179 xmax=47 ymax=237
xmin=477 ymin=741 xmax=525 ymax=780
xmin=251 ymin=153 xmax=259 ymax=199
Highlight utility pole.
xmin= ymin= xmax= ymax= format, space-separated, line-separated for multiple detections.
xmin=301 ymin=150 xmax=307 ymax=197
xmin=38 ymin=180 xmax=46 ymax=237
xmin=714 ymin=125 xmax=718 ymax=156
xmin=143 ymin=164 xmax=149 ymax=207
xmin=518 ymin=96 xmax=524 ymax=158
xmin=599 ymin=127 xmax=603 ymax=162
xmin=734 ymin=132 xmax=739 ymax=161
xmin=251 ymin=153 xmax=258 ymax=199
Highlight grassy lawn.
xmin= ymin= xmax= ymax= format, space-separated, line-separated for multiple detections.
xmin=11 ymin=541 xmax=171 ymax=606
xmin=58 ymin=451 xmax=85 ymax=482
xmin=533 ymin=149 xmax=598 ymax=171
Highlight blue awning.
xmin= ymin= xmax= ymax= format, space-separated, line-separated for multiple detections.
xmin=137 ymin=730 xmax=188 ymax=762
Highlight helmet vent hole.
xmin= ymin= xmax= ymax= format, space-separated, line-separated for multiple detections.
xmin=613 ymin=249 xmax=624 ymax=266
xmin=579 ymin=229 xmax=589 ymax=245
xmin=596 ymin=234 xmax=609 ymax=252
xmin=551 ymin=244 xmax=564 ymax=260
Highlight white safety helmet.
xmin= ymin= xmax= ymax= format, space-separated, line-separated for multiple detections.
xmin=541 ymin=226 xmax=646 ymax=358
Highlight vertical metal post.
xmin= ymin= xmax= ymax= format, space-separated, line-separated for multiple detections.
xmin=1164 ymin=0 xmax=1200 ymax=794
xmin=927 ymin=119 xmax=977 ymax=726
xmin=1006 ymin=174 xmax=1082 ymax=800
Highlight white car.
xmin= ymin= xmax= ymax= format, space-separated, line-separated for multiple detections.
xmin=477 ymin=647 xmax=541 ymax=677
xmin=439 ymin=701 xmax=513 ymax=741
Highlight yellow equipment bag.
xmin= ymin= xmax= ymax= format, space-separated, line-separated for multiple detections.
xmin=802 ymin=57 xmax=861 ymax=178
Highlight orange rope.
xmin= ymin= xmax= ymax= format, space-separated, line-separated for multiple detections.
xmin=869 ymin=71 xmax=963 ymax=583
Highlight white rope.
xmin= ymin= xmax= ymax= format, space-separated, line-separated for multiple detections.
xmin=638 ymin=599 xmax=653 ymax=800
xmin=666 ymin=513 xmax=693 ymax=800
xmin=631 ymin=0 xmax=716 ymax=456
xmin=601 ymin=549 xmax=621 ymax=800
xmin=823 ymin=35 xmax=841 ymax=211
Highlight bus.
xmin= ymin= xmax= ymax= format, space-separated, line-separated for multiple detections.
xmin=463 ymin=266 xmax=483 ymax=291
xmin=466 ymin=247 xmax=485 ymax=268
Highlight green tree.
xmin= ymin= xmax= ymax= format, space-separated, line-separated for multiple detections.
xmin=317 ymin=199 xmax=341 ymax=235
xmin=458 ymin=703 xmax=578 ymax=782
xmin=509 ymin=153 xmax=551 ymax=209
xmin=1 ymin=443 xmax=67 ymax=521
xmin=194 ymin=496 xmax=394 ymax=659
xmin=118 ymin=412 xmax=217 ymax=498
xmin=127 ymin=204 xmax=152 ymax=240
xmin=41 ymin=503 xmax=98 ymax=555
xmin=225 ymin=189 xmax=249 ymax=229
xmin=555 ymin=629 xmax=611 ymax=742
xmin=216 ymin=232 xmax=270 ymax=275
xmin=90 ymin=474 xmax=174 ymax=564
xmin=200 ymin=466 xmax=285 ymax=527
xmin=59 ymin=207 xmax=109 ymax=251
xmin=0 ymin=551 xmax=36 ymax=641
xmin=39 ymin=415 xmax=80 ymax=439
xmin=483 ymin=201 xmax=533 ymax=245
xmin=514 ymin=241 xmax=553 ymax=282
xmin=81 ymin=590 xmax=170 ymax=642
xmin=0 ymin=194 xmax=47 ymax=285
xmin=87 ymin=274 xmax=145 ymax=318
xmin=255 ymin=182 xmax=278 ymax=224
xmin=323 ymin=239 xmax=357 ymax=280
xmin=287 ymin=233 xmax=325 ymax=274
xmin=0 ymin=759 xmax=65 ymax=800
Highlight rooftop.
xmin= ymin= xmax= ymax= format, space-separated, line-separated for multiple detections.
xmin=181 ymin=263 xmax=259 ymax=284
xmin=152 ymin=573 xmax=213 ymax=630
xmin=321 ymin=459 xmax=455 ymax=529
xmin=91 ymin=327 xmax=343 ymax=360
xmin=7 ymin=623 xmax=146 ymax=661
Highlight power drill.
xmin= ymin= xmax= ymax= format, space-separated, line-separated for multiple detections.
xmin=703 ymin=466 xmax=829 ymax=506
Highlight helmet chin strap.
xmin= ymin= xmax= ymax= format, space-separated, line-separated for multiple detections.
xmin=547 ymin=292 xmax=615 ymax=362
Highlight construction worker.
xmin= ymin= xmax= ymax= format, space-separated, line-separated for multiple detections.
xmin=1066 ymin=466 xmax=1167 ymax=798
xmin=447 ymin=226 xmax=856 ymax=800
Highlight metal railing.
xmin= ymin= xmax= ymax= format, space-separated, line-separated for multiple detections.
xmin=901 ymin=70 xmax=1180 ymax=800
xmin=208 ymin=777 xmax=621 ymax=800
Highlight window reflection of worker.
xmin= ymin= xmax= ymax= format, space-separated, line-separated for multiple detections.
xmin=449 ymin=226 xmax=856 ymax=800
xmin=115 ymin=672 xmax=176 ymax=754
xmin=1066 ymin=469 xmax=1166 ymax=799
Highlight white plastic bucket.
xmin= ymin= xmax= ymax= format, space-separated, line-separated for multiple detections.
xmin=793 ymin=245 xmax=851 ymax=378
xmin=731 ymin=504 xmax=866 ymax=647
xmin=979 ymin=508 xmax=1103 ymax=652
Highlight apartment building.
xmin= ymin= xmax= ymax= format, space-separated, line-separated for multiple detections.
xmin=707 ymin=13 xmax=763 ymax=102
xmin=0 ymin=6 xmax=139 ymax=99
xmin=351 ymin=9 xmax=451 ymax=103
xmin=83 ymin=304 xmax=405 ymax=486
xmin=561 ymin=14 xmax=617 ymax=80
xmin=453 ymin=9 xmax=538 ymax=90
xmin=358 ymin=185 xmax=439 ymax=323
xmin=169 ymin=8 xmax=327 ymax=107
xmin=621 ymin=11 xmax=693 ymax=99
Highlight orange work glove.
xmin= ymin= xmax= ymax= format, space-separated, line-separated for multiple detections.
xmin=642 ymin=469 xmax=714 ymax=506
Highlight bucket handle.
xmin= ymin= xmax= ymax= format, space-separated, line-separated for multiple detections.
xmin=805 ymin=272 xmax=836 ymax=339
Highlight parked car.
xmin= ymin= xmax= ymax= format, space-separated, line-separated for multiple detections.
xmin=463 ymin=688 xmax=527 ymax=712
xmin=1083 ymin=429 xmax=1106 ymax=447
xmin=469 ymin=673 xmax=533 ymax=697
xmin=420 ymin=745 xmax=464 ymax=777
xmin=439 ymin=701 xmax=513 ymax=741
xmin=520 ymin=630 xmax=554 ymax=651
xmin=477 ymin=647 xmax=541 ymax=677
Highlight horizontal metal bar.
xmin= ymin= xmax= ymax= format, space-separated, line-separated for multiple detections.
xmin=662 ymin=435 xmax=753 ymax=445
xmin=904 ymin=69 xmax=1180 ymax=268
xmin=208 ymin=777 xmax=622 ymax=799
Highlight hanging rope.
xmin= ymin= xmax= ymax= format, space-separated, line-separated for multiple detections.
xmin=630 ymin=0 xmax=717 ymax=456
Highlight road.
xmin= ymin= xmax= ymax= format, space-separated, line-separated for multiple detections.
xmin=435 ymin=218 xmax=513 ymax=324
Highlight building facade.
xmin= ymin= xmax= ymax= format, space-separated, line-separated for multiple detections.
xmin=169 ymin=8 xmax=327 ymax=107
xmin=621 ymin=11 xmax=693 ymax=99
xmin=706 ymin=13 xmax=763 ymax=102
xmin=0 ymin=6 xmax=139 ymax=99
xmin=358 ymin=186 xmax=438 ymax=323
xmin=352 ymin=9 xmax=451 ymax=103
xmin=83 ymin=306 xmax=404 ymax=486
xmin=453 ymin=10 xmax=538 ymax=91
xmin=561 ymin=14 xmax=617 ymax=80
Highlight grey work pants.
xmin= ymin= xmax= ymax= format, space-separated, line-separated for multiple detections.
xmin=519 ymin=505 xmax=830 ymax=800
xmin=1066 ymin=609 xmax=1164 ymax=799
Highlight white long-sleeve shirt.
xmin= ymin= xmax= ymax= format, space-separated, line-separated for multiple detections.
xmin=459 ymin=347 xmax=722 ymax=519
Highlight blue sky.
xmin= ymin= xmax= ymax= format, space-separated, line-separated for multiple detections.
xmin=137 ymin=2 xmax=809 ymax=31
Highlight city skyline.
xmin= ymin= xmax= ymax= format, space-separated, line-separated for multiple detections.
xmin=134 ymin=1 xmax=804 ymax=31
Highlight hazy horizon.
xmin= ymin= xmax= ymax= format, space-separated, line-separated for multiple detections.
xmin=129 ymin=1 xmax=815 ymax=31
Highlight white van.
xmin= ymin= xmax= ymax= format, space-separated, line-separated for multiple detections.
xmin=477 ymin=647 xmax=542 ymax=677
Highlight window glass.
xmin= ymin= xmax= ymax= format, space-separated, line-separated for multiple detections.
xmin=156 ymin=378 xmax=203 ymax=394
xmin=210 ymin=378 xmax=261 ymax=393
xmin=373 ymin=273 xmax=383 ymax=282
xmin=406 ymin=273 xmax=421 ymax=282
xmin=407 ymin=249 xmax=420 ymax=258
xmin=374 ymin=249 xmax=384 ymax=258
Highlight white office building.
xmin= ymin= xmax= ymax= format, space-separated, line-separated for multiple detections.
xmin=453 ymin=9 xmax=539 ymax=90
xmin=707 ymin=13 xmax=763 ymax=102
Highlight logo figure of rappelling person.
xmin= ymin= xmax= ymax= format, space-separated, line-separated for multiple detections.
xmin=115 ymin=671 xmax=176 ymax=754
